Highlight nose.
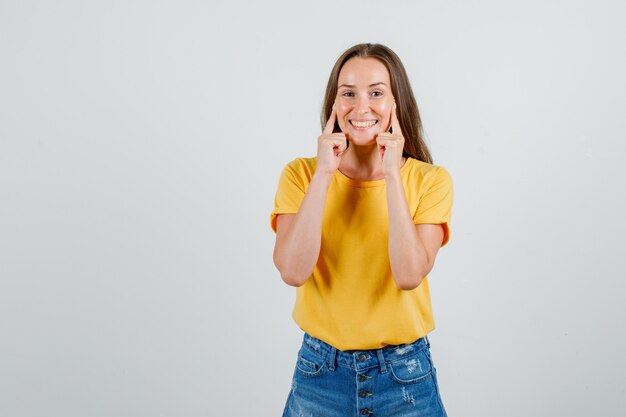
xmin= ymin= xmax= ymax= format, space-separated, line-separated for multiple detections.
xmin=354 ymin=94 xmax=370 ymax=114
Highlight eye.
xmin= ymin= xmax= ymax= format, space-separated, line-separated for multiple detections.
xmin=341 ymin=91 xmax=354 ymax=97
xmin=371 ymin=90 xmax=383 ymax=97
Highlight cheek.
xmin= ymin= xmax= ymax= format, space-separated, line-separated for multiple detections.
xmin=376 ymin=100 xmax=393 ymax=126
xmin=336 ymin=102 xmax=351 ymax=129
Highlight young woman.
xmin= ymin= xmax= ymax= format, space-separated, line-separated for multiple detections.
xmin=271 ymin=43 xmax=453 ymax=417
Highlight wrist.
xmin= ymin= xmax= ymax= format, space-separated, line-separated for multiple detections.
xmin=384 ymin=168 xmax=402 ymax=183
xmin=312 ymin=170 xmax=335 ymax=186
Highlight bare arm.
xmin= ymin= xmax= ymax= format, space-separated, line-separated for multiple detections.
xmin=273 ymin=172 xmax=334 ymax=286
xmin=385 ymin=173 xmax=444 ymax=290
xmin=273 ymin=106 xmax=346 ymax=287
xmin=378 ymin=104 xmax=445 ymax=290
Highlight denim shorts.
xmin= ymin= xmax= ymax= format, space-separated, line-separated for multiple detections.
xmin=282 ymin=333 xmax=447 ymax=417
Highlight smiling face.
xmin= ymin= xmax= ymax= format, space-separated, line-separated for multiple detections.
xmin=335 ymin=57 xmax=395 ymax=145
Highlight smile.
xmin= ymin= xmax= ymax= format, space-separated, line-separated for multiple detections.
xmin=350 ymin=120 xmax=378 ymax=128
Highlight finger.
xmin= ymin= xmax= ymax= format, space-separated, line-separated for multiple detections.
xmin=376 ymin=132 xmax=391 ymax=144
xmin=390 ymin=103 xmax=401 ymax=135
xmin=320 ymin=136 xmax=346 ymax=152
xmin=323 ymin=105 xmax=337 ymax=135
xmin=321 ymin=134 xmax=346 ymax=145
xmin=331 ymin=140 xmax=347 ymax=157
xmin=377 ymin=133 xmax=402 ymax=151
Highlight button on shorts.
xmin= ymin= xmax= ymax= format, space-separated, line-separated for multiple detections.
xmin=282 ymin=333 xmax=447 ymax=417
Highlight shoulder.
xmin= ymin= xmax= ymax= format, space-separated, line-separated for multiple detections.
xmin=280 ymin=157 xmax=318 ymax=182
xmin=283 ymin=156 xmax=317 ymax=174
xmin=276 ymin=157 xmax=318 ymax=192
xmin=403 ymin=158 xmax=452 ymax=186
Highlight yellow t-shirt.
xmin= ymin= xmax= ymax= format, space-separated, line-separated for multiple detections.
xmin=270 ymin=157 xmax=453 ymax=351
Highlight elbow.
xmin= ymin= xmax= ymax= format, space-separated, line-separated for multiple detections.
xmin=273 ymin=254 xmax=310 ymax=287
xmin=394 ymin=265 xmax=432 ymax=291
xmin=280 ymin=272 xmax=308 ymax=287
xmin=395 ymin=276 xmax=424 ymax=291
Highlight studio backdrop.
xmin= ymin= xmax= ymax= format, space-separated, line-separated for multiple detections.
xmin=1 ymin=0 xmax=625 ymax=416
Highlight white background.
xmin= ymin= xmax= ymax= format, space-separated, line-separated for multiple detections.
xmin=1 ymin=0 xmax=625 ymax=416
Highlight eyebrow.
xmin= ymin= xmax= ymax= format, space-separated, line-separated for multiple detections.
xmin=338 ymin=82 xmax=388 ymax=89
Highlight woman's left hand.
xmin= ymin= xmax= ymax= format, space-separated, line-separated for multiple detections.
xmin=376 ymin=103 xmax=405 ymax=177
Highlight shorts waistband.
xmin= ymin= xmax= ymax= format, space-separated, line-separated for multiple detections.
xmin=302 ymin=333 xmax=430 ymax=373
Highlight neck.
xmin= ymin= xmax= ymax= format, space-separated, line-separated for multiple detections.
xmin=338 ymin=142 xmax=385 ymax=181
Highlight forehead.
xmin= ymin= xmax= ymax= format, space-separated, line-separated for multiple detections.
xmin=338 ymin=57 xmax=390 ymax=86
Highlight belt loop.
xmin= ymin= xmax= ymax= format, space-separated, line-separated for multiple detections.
xmin=376 ymin=349 xmax=387 ymax=373
xmin=424 ymin=335 xmax=431 ymax=348
xmin=328 ymin=346 xmax=337 ymax=371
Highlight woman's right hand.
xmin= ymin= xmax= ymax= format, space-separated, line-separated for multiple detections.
xmin=316 ymin=105 xmax=347 ymax=175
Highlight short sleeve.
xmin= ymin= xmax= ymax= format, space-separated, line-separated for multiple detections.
xmin=270 ymin=161 xmax=309 ymax=233
xmin=412 ymin=166 xmax=454 ymax=247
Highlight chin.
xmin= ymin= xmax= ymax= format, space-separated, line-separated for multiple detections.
xmin=347 ymin=131 xmax=380 ymax=146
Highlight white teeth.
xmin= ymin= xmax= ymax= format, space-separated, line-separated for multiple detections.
xmin=351 ymin=120 xmax=377 ymax=128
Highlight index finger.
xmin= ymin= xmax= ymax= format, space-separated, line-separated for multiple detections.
xmin=390 ymin=103 xmax=401 ymax=134
xmin=323 ymin=105 xmax=337 ymax=135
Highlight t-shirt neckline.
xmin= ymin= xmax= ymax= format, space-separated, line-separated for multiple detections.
xmin=334 ymin=158 xmax=412 ymax=188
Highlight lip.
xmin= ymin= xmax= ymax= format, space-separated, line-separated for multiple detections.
xmin=349 ymin=119 xmax=379 ymax=130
